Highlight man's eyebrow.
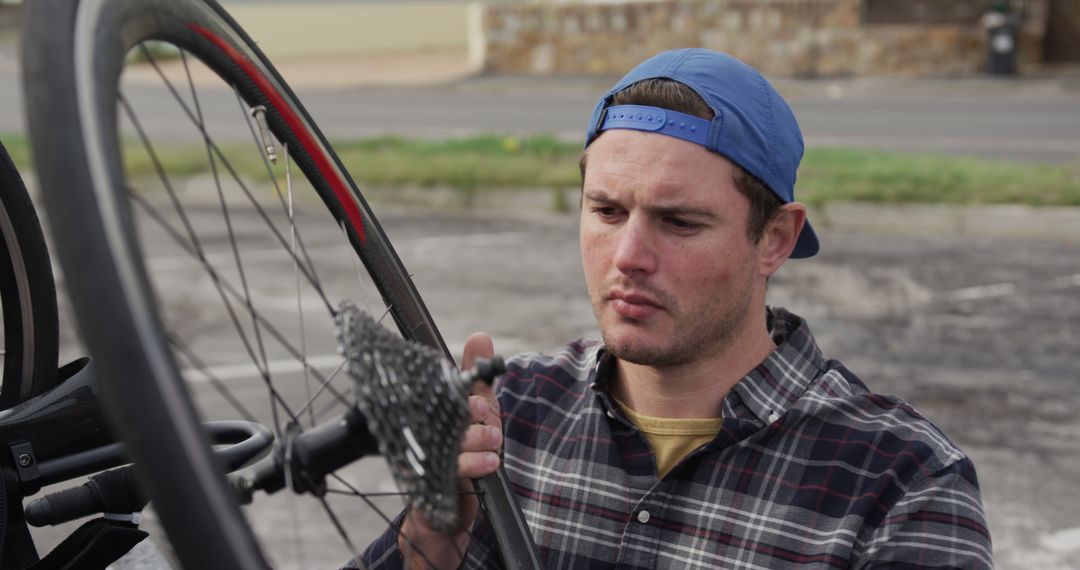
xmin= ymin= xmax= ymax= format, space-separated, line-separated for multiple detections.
xmin=583 ymin=190 xmax=719 ymax=219
xmin=582 ymin=190 xmax=614 ymax=203
xmin=647 ymin=204 xmax=719 ymax=220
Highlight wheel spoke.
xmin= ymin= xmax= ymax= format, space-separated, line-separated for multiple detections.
xmin=139 ymin=44 xmax=333 ymax=312
xmin=326 ymin=474 xmax=478 ymax=569
xmin=120 ymin=107 xmax=296 ymax=435
xmin=175 ymin=48 xmax=284 ymax=436
xmin=293 ymin=358 xmax=348 ymax=421
xmin=121 ymin=49 xmax=364 ymax=432
xmin=285 ymin=145 xmax=317 ymax=427
xmin=170 ymin=334 xmax=258 ymax=423
xmin=326 ymin=475 xmax=440 ymax=569
xmin=234 ymin=89 xmax=326 ymax=297
xmin=119 ymin=93 xmax=272 ymax=388
xmin=127 ymin=189 xmax=350 ymax=418
xmin=314 ymin=386 xmax=353 ymax=424
xmin=316 ymin=495 xmax=364 ymax=569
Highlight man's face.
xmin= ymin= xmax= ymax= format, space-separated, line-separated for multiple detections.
xmin=580 ymin=130 xmax=766 ymax=368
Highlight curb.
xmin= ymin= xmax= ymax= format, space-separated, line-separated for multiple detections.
xmin=812 ymin=202 xmax=1080 ymax=241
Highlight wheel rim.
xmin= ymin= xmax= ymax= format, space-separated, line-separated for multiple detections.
xmin=0 ymin=139 xmax=58 ymax=409
xmin=30 ymin=0 xmax=476 ymax=567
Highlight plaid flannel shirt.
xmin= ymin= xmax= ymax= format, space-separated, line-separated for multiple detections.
xmin=361 ymin=307 xmax=991 ymax=568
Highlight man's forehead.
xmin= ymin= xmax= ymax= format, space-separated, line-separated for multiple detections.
xmin=583 ymin=131 xmax=738 ymax=201
xmin=589 ymin=131 xmax=736 ymax=174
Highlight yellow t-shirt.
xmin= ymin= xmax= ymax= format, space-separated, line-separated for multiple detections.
xmin=613 ymin=398 xmax=723 ymax=478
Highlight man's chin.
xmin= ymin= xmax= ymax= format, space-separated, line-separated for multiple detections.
xmin=605 ymin=342 xmax=685 ymax=367
xmin=601 ymin=329 xmax=679 ymax=367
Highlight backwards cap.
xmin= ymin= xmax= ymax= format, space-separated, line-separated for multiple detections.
xmin=584 ymin=48 xmax=819 ymax=258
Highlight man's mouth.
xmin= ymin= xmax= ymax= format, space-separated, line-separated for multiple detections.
xmin=608 ymin=290 xmax=663 ymax=320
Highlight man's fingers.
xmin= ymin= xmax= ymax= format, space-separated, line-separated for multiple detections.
xmin=462 ymin=332 xmax=500 ymax=418
xmin=459 ymin=420 xmax=501 ymax=478
xmin=461 ymin=332 xmax=494 ymax=371
xmin=458 ymin=451 xmax=500 ymax=479
xmin=461 ymin=421 xmax=502 ymax=453
xmin=470 ymin=397 xmax=501 ymax=433
xmin=469 ymin=395 xmax=502 ymax=426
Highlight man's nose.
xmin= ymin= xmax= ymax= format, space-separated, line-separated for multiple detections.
xmin=612 ymin=216 xmax=657 ymax=276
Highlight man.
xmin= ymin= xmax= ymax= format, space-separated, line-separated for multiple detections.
xmin=363 ymin=48 xmax=991 ymax=569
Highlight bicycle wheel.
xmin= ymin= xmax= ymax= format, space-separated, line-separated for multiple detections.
xmin=0 ymin=139 xmax=59 ymax=410
xmin=23 ymin=0 xmax=536 ymax=568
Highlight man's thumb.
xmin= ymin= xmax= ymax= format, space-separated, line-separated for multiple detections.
xmin=462 ymin=332 xmax=494 ymax=370
xmin=462 ymin=332 xmax=497 ymax=402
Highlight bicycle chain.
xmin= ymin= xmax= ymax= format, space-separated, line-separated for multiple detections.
xmin=335 ymin=302 xmax=470 ymax=531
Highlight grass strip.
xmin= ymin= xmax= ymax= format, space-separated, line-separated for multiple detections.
xmin=5 ymin=133 xmax=1080 ymax=207
xmin=798 ymin=148 xmax=1080 ymax=207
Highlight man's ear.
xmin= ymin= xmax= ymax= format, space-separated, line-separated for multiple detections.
xmin=758 ymin=202 xmax=807 ymax=277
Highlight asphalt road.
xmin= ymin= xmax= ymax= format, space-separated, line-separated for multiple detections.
xmin=308 ymin=76 xmax=1080 ymax=163
xmin=3 ymin=39 xmax=1080 ymax=162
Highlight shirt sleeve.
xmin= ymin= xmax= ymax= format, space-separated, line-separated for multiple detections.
xmin=457 ymin=511 xmax=505 ymax=569
xmin=352 ymin=509 xmax=408 ymax=569
xmin=853 ymin=457 xmax=993 ymax=569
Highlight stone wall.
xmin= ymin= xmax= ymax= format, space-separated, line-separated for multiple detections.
xmin=477 ymin=0 xmax=1048 ymax=77
xmin=861 ymin=0 xmax=995 ymax=24
xmin=1044 ymin=0 xmax=1080 ymax=62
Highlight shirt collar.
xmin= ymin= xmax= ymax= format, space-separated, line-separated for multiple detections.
xmin=724 ymin=307 xmax=827 ymax=425
xmin=590 ymin=307 xmax=827 ymax=426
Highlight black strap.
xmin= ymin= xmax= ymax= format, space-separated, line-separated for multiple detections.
xmin=30 ymin=517 xmax=147 ymax=570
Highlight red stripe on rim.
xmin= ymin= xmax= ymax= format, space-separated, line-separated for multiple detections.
xmin=187 ymin=23 xmax=365 ymax=243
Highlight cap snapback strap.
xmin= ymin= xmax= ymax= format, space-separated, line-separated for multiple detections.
xmin=597 ymin=105 xmax=710 ymax=147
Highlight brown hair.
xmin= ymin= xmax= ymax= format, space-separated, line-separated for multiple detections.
xmin=581 ymin=78 xmax=782 ymax=244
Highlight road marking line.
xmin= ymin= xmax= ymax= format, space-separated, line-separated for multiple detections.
xmin=1048 ymin=273 xmax=1080 ymax=290
xmin=183 ymin=353 xmax=343 ymax=383
xmin=1041 ymin=526 xmax=1080 ymax=554
xmin=940 ymin=272 xmax=1078 ymax=303
xmin=943 ymin=282 xmax=1016 ymax=302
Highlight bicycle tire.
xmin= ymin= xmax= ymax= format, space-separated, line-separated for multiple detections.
xmin=23 ymin=0 xmax=537 ymax=568
xmin=0 ymin=139 xmax=59 ymax=410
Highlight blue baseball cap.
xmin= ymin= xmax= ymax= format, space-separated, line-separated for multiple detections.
xmin=584 ymin=48 xmax=819 ymax=258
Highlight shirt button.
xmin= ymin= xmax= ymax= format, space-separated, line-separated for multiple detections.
xmin=606 ymin=409 xmax=616 ymax=419
xmin=637 ymin=510 xmax=651 ymax=524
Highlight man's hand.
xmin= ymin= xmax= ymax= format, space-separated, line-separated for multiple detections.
xmin=459 ymin=332 xmax=503 ymax=481
xmin=397 ymin=332 xmax=503 ymax=569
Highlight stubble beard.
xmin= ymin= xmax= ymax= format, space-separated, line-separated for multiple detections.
xmin=592 ymin=278 xmax=755 ymax=368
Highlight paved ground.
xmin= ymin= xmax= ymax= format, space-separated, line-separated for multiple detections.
xmin=26 ymin=193 xmax=1079 ymax=569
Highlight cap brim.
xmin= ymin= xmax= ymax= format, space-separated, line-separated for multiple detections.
xmin=790 ymin=220 xmax=820 ymax=259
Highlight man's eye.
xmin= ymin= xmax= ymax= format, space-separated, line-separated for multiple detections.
xmin=666 ymin=217 xmax=699 ymax=230
xmin=593 ymin=206 xmax=619 ymax=218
